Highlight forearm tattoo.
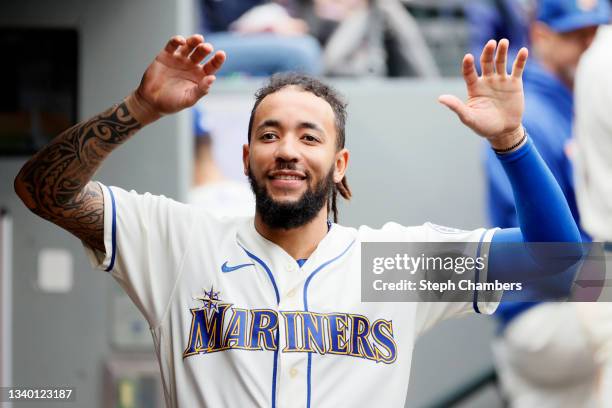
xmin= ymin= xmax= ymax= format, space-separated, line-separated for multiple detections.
xmin=16 ymin=102 xmax=141 ymax=251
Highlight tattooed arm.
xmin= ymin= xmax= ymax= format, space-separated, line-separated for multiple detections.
xmin=14 ymin=34 xmax=226 ymax=253
xmin=13 ymin=101 xmax=140 ymax=251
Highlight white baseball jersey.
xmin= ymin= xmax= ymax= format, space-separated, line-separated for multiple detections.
xmin=83 ymin=183 xmax=499 ymax=408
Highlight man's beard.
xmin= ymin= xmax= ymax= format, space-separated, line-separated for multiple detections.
xmin=248 ymin=164 xmax=335 ymax=230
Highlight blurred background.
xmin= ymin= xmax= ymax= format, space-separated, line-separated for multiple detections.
xmin=0 ymin=0 xmax=608 ymax=407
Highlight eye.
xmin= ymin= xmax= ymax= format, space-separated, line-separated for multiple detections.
xmin=261 ymin=132 xmax=278 ymax=141
xmin=302 ymin=134 xmax=319 ymax=143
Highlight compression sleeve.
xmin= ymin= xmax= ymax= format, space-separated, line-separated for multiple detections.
xmin=487 ymin=136 xmax=582 ymax=285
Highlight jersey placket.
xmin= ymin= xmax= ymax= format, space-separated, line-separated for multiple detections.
xmin=276 ymin=259 xmax=309 ymax=408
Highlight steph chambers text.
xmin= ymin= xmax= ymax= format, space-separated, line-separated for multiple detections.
xmin=372 ymin=279 xmax=522 ymax=292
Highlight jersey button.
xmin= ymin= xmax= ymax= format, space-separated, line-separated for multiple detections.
xmin=285 ymin=263 xmax=296 ymax=272
xmin=289 ymin=367 xmax=299 ymax=378
xmin=286 ymin=288 xmax=297 ymax=298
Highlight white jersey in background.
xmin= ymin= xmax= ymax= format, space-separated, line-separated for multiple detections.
xmin=574 ymin=25 xmax=612 ymax=242
xmin=573 ymin=25 xmax=612 ymax=406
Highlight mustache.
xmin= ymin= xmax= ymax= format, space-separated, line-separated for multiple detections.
xmin=269 ymin=160 xmax=310 ymax=176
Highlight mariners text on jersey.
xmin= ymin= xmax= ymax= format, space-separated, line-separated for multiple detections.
xmin=182 ymin=293 xmax=397 ymax=364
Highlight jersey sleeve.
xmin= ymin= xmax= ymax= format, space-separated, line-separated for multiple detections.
xmin=416 ymin=222 xmax=500 ymax=336
xmin=378 ymin=222 xmax=500 ymax=337
xmin=82 ymin=182 xmax=196 ymax=328
xmin=361 ymin=221 xmax=500 ymax=335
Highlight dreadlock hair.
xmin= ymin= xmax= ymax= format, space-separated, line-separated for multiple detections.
xmin=247 ymin=73 xmax=352 ymax=223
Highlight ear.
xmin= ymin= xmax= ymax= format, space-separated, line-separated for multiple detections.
xmin=242 ymin=144 xmax=250 ymax=176
xmin=333 ymin=148 xmax=349 ymax=183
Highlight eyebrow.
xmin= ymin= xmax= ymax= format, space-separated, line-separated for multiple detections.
xmin=256 ymin=119 xmax=325 ymax=134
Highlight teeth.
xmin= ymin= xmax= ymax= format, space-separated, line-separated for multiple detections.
xmin=275 ymin=175 xmax=301 ymax=180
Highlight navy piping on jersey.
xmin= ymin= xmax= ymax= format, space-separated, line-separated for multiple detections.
xmin=238 ymin=244 xmax=280 ymax=408
xmin=472 ymin=229 xmax=489 ymax=314
xmin=303 ymin=239 xmax=356 ymax=408
xmin=105 ymin=185 xmax=117 ymax=272
xmin=239 ymin=245 xmax=280 ymax=304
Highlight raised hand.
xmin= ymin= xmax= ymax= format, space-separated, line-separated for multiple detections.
xmin=439 ymin=39 xmax=528 ymax=150
xmin=127 ymin=34 xmax=226 ymax=125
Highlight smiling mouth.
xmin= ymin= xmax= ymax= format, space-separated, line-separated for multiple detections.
xmin=267 ymin=171 xmax=308 ymax=192
xmin=270 ymin=175 xmax=305 ymax=180
xmin=268 ymin=171 xmax=307 ymax=181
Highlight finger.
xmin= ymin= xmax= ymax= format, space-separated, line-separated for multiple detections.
xmin=495 ymin=38 xmax=509 ymax=76
xmin=189 ymin=43 xmax=213 ymax=64
xmin=202 ymin=50 xmax=226 ymax=76
xmin=511 ymin=47 xmax=529 ymax=79
xmin=462 ymin=54 xmax=478 ymax=87
xmin=164 ymin=35 xmax=186 ymax=54
xmin=180 ymin=34 xmax=204 ymax=57
xmin=438 ymin=94 xmax=473 ymax=126
xmin=480 ymin=39 xmax=496 ymax=77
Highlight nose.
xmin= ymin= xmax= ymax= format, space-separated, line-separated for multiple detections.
xmin=274 ymin=134 xmax=300 ymax=163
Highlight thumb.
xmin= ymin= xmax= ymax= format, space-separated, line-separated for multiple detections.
xmin=186 ymin=75 xmax=216 ymax=106
xmin=438 ymin=94 xmax=472 ymax=126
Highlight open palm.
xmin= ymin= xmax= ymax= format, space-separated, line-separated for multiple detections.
xmin=439 ymin=39 xmax=529 ymax=147
xmin=136 ymin=34 xmax=226 ymax=116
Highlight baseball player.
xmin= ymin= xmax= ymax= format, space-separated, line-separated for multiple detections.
xmin=14 ymin=35 xmax=581 ymax=407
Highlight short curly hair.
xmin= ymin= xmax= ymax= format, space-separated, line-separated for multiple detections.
xmin=247 ymin=72 xmax=347 ymax=150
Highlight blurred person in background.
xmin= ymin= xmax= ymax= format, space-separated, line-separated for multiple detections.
xmin=189 ymin=105 xmax=255 ymax=218
xmin=485 ymin=0 xmax=609 ymax=233
xmin=483 ymin=0 xmax=610 ymax=406
xmin=464 ymin=0 xmax=532 ymax=72
xmin=296 ymin=0 xmax=439 ymax=77
xmin=198 ymin=0 xmax=322 ymax=76
xmin=574 ymin=24 xmax=612 ymax=406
